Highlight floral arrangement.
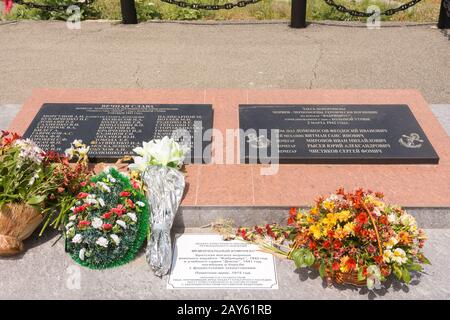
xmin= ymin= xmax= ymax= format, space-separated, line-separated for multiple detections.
xmin=236 ymin=188 xmax=429 ymax=290
xmin=0 ymin=132 xmax=89 ymax=255
xmin=129 ymin=136 xmax=189 ymax=276
xmin=129 ymin=136 xmax=190 ymax=172
xmin=65 ymin=167 xmax=149 ymax=269
xmin=1 ymin=131 xmax=55 ymax=207
xmin=40 ymin=139 xmax=91 ymax=234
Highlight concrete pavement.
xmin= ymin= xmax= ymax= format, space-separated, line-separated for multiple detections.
xmin=0 ymin=20 xmax=449 ymax=105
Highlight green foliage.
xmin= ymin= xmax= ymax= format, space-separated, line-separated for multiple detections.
xmin=357 ymin=267 xmax=365 ymax=281
xmin=408 ymin=263 xmax=423 ymax=272
xmin=318 ymin=262 xmax=326 ymax=278
xmin=136 ymin=0 xmax=161 ymax=20
xmin=291 ymin=247 xmax=315 ymax=268
xmin=402 ymin=267 xmax=411 ymax=283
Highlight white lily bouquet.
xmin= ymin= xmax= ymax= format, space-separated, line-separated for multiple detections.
xmin=129 ymin=136 xmax=189 ymax=276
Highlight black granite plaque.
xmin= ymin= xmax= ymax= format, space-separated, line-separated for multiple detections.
xmin=239 ymin=104 xmax=439 ymax=164
xmin=23 ymin=103 xmax=213 ymax=163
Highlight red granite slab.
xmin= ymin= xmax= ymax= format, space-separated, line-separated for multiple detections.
xmin=8 ymin=89 xmax=450 ymax=207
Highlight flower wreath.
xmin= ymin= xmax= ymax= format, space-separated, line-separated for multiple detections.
xmin=65 ymin=168 xmax=150 ymax=269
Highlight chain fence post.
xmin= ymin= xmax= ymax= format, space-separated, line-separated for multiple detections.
xmin=120 ymin=0 xmax=138 ymax=24
xmin=291 ymin=0 xmax=308 ymax=28
xmin=438 ymin=0 xmax=450 ymax=29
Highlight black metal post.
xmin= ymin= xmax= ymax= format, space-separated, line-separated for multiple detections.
xmin=290 ymin=0 xmax=307 ymax=28
xmin=120 ymin=0 xmax=138 ymax=24
xmin=438 ymin=0 xmax=450 ymax=29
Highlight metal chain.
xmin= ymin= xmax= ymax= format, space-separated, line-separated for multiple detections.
xmin=160 ymin=0 xmax=261 ymax=10
xmin=322 ymin=0 xmax=424 ymax=17
xmin=13 ymin=0 xmax=94 ymax=11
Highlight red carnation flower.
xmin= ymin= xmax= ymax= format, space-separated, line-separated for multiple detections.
xmin=255 ymin=227 xmax=264 ymax=235
xmin=127 ymin=199 xmax=135 ymax=209
xmin=120 ymin=191 xmax=131 ymax=197
xmin=289 ymin=207 xmax=297 ymax=216
xmin=323 ymin=240 xmax=331 ymax=249
xmin=374 ymin=255 xmax=383 ymax=265
xmin=77 ymin=192 xmax=89 ymax=199
xmin=309 ymin=240 xmax=317 ymax=250
xmin=332 ymin=261 xmax=340 ymax=271
xmin=346 ymin=258 xmax=357 ymax=271
xmin=80 ymin=181 xmax=87 ymax=187
xmin=102 ymin=211 xmax=112 ymax=219
xmin=102 ymin=223 xmax=113 ymax=231
xmin=77 ymin=220 xmax=90 ymax=228
xmin=333 ymin=240 xmax=342 ymax=250
xmin=73 ymin=205 xmax=88 ymax=214
xmin=240 ymin=229 xmax=248 ymax=240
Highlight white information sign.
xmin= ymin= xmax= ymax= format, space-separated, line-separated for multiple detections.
xmin=167 ymin=234 xmax=278 ymax=289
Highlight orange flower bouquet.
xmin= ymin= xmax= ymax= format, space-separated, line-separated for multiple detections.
xmin=236 ymin=188 xmax=430 ymax=290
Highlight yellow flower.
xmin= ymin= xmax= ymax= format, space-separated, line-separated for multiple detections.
xmin=296 ymin=213 xmax=303 ymax=221
xmin=310 ymin=224 xmax=322 ymax=240
xmin=130 ymin=170 xmax=141 ymax=180
xmin=384 ymin=236 xmax=398 ymax=250
xmin=322 ymin=213 xmax=337 ymax=228
xmin=306 ymin=216 xmax=315 ymax=224
xmin=334 ymin=226 xmax=348 ymax=239
xmin=340 ymin=256 xmax=350 ymax=273
xmin=383 ymin=250 xmax=393 ymax=263
xmin=343 ymin=222 xmax=355 ymax=235
xmin=323 ymin=201 xmax=335 ymax=212
xmin=336 ymin=210 xmax=351 ymax=223
xmin=310 ymin=206 xmax=319 ymax=215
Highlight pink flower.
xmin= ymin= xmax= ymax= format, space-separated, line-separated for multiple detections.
xmin=367 ymin=244 xmax=377 ymax=254
xmin=131 ymin=180 xmax=140 ymax=190
xmin=3 ymin=0 xmax=13 ymax=14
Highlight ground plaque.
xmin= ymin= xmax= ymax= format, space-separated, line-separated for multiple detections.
xmin=23 ymin=103 xmax=213 ymax=163
xmin=167 ymin=234 xmax=278 ymax=289
xmin=239 ymin=104 xmax=439 ymax=164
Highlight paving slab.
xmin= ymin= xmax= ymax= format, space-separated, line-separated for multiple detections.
xmin=431 ymin=104 xmax=450 ymax=136
xmin=0 ymin=104 xmax=20 ymax=129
